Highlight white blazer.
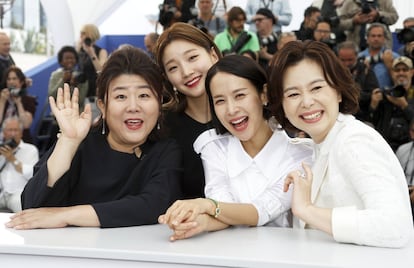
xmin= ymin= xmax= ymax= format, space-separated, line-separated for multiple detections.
xmin=297 ymin=113 xmax=413 ymax=248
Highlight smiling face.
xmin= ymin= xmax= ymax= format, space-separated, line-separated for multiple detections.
xmin=97 ymin=74 xmax=160 ymax=152
xmin=210 ymin=72 xmax=268 ymax=144
xmin=282 ymin=59 xmax=341 ymax=144
xmin=163 ymin=39 xmax=218 ymax=100
xmin=61 ymin=51 xmax=77 ymax=70
xmin=6 ymin=71 xmax=24 ymax=89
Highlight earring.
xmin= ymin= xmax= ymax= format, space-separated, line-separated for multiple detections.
xmin=102 ymin=119 xmax=106 ymax=135
xmin=173 ymin=87 xmax=179 ymax=103
xmin=157 ymin=122 xmax=161 ymax=130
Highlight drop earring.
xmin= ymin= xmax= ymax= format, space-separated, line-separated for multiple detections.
xmin=102 ymin=119 xmax=106 ymax=135
xmin=157 ymin=122 xmax=161 ymax=130
xmin=173 ymin=87 xmax=179 ymax=103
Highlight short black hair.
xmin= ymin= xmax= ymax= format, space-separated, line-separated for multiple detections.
xmin=57 ymin=46 xmax=78 ymax=64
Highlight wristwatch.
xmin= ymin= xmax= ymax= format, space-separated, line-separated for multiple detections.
xmin=13 ymin=159 xmax=20 ymax=166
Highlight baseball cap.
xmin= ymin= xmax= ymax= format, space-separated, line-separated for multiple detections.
xmin=392 ymin=56 xmax=413 ymax=69
xmin=253 ymin=8 xmax=276 ymax=25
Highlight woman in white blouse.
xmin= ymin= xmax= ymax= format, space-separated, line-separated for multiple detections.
xmin=268 ymin=40 xmax=413 ymax=248
xmin=158 ymin=55 xmax=313 ymax=241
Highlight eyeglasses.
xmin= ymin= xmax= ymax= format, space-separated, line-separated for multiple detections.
xmin=315 ymin=29 xmax=331 ymax=34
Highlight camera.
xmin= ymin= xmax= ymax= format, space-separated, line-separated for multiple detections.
xmin=9 ymin=87 xmax=24 ymax=97
xmin=84 ymin=37 xmax=92 ymax=47
xmin=383 ymin=84 xmax=406 ymax=97
xmin=361 ymin=0 xmax=377 ymax=14
xmin=396 ymin=27 xmax=414 ymax=45
xmin=0 ymin=138 xmax=18 ymax=149
xmin=188 ymin=18 xmax=208 ymax=34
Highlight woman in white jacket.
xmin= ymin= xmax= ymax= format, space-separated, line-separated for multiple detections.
xmin=268 ymin=40 xmax=413 ymax=248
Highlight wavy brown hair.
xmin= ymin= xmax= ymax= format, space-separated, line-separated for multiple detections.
xmin=267 ymin=40 xmax=359 ymax=131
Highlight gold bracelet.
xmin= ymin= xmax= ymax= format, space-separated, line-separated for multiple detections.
xmin=206 ymin=198 xmax=220 ymax=218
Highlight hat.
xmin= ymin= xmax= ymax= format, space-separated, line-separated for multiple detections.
xmin=392 ymin=56 xmax=413 ymax=69
xmin=254 ymin=8 xmax=276 ymax=25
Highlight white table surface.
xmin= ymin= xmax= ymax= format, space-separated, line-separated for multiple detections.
xmin=0 ymin=213 xmax=412 ymax=268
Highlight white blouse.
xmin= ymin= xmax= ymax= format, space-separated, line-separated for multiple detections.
xmin=194 ymin=128 xmax=313 ymax=227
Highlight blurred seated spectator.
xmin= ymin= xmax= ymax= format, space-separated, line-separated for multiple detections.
xmin=0 ymin=66 xmax=37 ymax=144
xmin=0 ymin=116 xmax=39 ymax=212
xmin=337 ymin=40 xmax=379 ymax=123
xmin=294 ymin=6 xmax=321 ymax=41
xmin=188 ymin=0 xmax=226 ymax=37
xmin=48 ymin=46 xmax=88 ymax=112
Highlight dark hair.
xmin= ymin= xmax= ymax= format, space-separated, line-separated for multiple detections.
xmin=95 ymin=47 xmax=165 ymax=141
xmin=154 ymin=22 xmax=221 ymax=112
xmin=57 ymin=46 xmax=79 ymax=64
xmin=3 ymin=66 xmax=27 ymax=90
xmin=267 ymin=40 xmax=359 ymax=131
xmin=205 ymin=55 xmax=269 ymax=134
xmin=304 ymin=6 xmax=320 ymax=18
xmin=227 ymin=6 xmax=246 ymax=24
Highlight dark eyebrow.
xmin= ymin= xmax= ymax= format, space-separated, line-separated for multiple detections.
xmin=212 ymin=88 xmax=247 ymax=99
xmin=283 ymin=78 xmax=325 ymax=93
xmin=164 ymin=48 xmax=198 ymax=66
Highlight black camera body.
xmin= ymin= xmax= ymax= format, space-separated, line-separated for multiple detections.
xmin=9 ymin=87 xmax=24 ymax=97
xmin=383 ymin=84 xmax=406 ymax=98
xmin=361 ymin=0 xmax=377 ymax=14
xmin=0 ymin=138 xmax=18 ymax=149
xmin=84 ymin=37 xmax=92 ymax=47
xmin=397 ymin=27 xmax=414 ymax=45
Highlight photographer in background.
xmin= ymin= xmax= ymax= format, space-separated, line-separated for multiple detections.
xmin=313 ymin=18 xmax=337 ymax=51
xmin=0 ymin=66 xmax=36 ymax=144
xmin=370 ymin=56 xmax=414 ymax=151
xmin=253 ymin=8 xmax=278 ymax=70
xmin=48 ymin=46 xmax=88 ymax=112
xmin=0 ymin=116 xmax=38 ymax=212
xmin=397 ymin=17 xmax=414 ymax=60
xmin=159 ymin=0 xmax=196 ymax=30
xmin=188 ymin=0 xmax=226 ymax=38
xmin=214 ymin=6 xmax=260 ymax=56
xmin=76 ymin=24 xmax=107 ymax=122
xmin=337 ymin=40 xmax=379 ymax=123
xmin=338 ymin=0 xmax=398 ymax=51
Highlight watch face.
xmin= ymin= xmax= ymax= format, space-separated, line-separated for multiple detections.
xmin=13 ymin=160 xmax=19 ymax=165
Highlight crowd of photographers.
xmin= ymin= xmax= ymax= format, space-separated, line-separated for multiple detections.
xmin=1 ymin=0 xmax=414 ymax=211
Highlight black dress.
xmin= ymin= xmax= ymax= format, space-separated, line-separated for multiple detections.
xmin=164 ymin=111 xmax=211 ymax=198
xmin=21 ymin=130 xmax=183 ymax=228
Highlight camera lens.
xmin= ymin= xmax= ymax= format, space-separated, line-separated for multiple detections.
xmin=84 ymin=37 xmax=92 ymax=46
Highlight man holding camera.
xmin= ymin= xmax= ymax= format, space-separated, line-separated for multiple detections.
xmin=338 ymin=0 xmax=398 ymax=51
xmin=253 ymin=8 xmax=278 ymax=70
xmin=214 ymin=6 xmax=260 ymax=56
xmin=370 ymin=56 xmax=414 ymax=151
xmin=0 ymin=117 xmax=38 ymax=212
